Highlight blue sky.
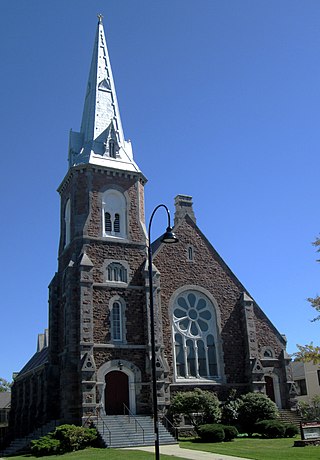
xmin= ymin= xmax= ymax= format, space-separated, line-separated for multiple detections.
xmin=0 ymin=0 xmax=319 ymax=382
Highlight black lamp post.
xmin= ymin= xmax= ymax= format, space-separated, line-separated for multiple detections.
xmin=147 ymin=204 xmax=178 ymax=460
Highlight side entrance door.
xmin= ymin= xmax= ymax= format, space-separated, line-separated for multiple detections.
xmin=265 ymin=375 xmax=275 ymax=402
xmin=105 ymin=371 xmax=129 ymax=415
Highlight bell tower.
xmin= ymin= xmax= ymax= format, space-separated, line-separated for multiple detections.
xmin=48 ymin=15 xmax=149 ymax=423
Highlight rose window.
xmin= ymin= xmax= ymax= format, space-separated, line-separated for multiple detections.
xmin=173 ymin=291 xmax=218 ymax=379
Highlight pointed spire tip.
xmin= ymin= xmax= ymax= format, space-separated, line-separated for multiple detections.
xmin=97 ymin=13 xmax=103 ymax=24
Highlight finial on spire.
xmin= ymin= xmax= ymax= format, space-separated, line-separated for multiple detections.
xmin=97 ymin=13 xmax=103 ymax=24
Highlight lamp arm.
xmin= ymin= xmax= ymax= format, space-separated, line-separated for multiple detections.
xmin=148 ymin=203 xmax=172 ymax=244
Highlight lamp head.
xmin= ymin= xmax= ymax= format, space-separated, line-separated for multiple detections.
xmin=161 ymin=226 xmax=179 ymax=244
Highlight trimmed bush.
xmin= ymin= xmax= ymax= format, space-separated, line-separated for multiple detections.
xmin=31 ymin=435 xmax=60 ymax=457
xmin=197 ymin=424 xmax=225 ymax=442
xmin=30 ymin=424 xmax=98 ymax=456
xmin=255 ymin=420 xmax=286 ymax=438
xmin=221 ymin=424 xmax=238 ymax=441
xmin=54 ymin=424 xmax=97 ymax=452
xmin=171 ymin=388 xmax=221 ymax=427
xmin=285 ymin=423 xmax=299 ymax=438
xmin=237 ymin=392 xmax=279 ymax=435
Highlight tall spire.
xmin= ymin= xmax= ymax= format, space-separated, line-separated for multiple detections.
xmin=68 ymin=15 xmax=141 ymax=174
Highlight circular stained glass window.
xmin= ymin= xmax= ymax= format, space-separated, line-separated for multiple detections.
xmin=173 ymin=292 xmax=212 ymax=338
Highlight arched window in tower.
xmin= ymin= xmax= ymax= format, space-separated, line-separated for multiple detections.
xmin=105 ymin=212 xmax=112 ymax=233
xmin=102 ymin=189 xmax=127 ymax=238
xmin=172 ymin=290 xmax=220 ymax=380
xmin=106 ymin=262 xmax=128 ymax=283
xmin=109 ymin=297 xmax=126 ymax=342
xmin=111 ymin=301 xmax=122 ymax=341
xmin=64 ymin=199 xmax=71 ymax=247
xmin=114 ymin=213 xmax=120 ymax=233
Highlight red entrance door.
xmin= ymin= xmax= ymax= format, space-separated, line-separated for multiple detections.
xmin=265 ymin=376 xmax=275 ymax=402
xmin=105 ymin=371 xmax=129 ymax=415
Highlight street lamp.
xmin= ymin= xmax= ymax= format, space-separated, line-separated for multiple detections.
xmin=147 ymin=204 xmax=178 ymax=460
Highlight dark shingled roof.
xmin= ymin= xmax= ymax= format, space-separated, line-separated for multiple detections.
xmin=0 ymin=392 xmax=11 ymax=409
xmin=18 ymin=347 xmax=48 ymax=377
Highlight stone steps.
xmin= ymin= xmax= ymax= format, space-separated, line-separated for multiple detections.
xmin=0 ymin=421 xmax=58 ymax=457
xmin=278 ymin=409 xmax=302 ymax=427
xmin=95 ymin=414 xmax=177 ymax=448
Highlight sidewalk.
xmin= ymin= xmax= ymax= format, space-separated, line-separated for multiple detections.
xmin=123 ymin=444 xmax=250 ymax=460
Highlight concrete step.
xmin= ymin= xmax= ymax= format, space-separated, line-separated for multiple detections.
xmin=95 ymin=414 xmax=177 ymax=448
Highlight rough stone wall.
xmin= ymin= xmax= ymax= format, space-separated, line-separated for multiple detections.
xmin=153 ymin=216 xmax=246 ymax=384
xmin=153 ymin=215 xmax=288 ymax=401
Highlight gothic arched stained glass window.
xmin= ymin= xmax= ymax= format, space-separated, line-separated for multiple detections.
xmin=173 ymin=291 xmax=219 ymax=379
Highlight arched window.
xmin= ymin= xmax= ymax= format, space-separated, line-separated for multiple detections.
xmin=172 ymin=290 xmax=220 ymax=380
xmin=106 ymin=262 xmax=127 ymax=283
xmin=64 ymin=199 xmax=71 ymax=247
xmin=105 ymin=212 xmax=112 ymax=232
xmin=102 ymin=189 xmax=126 ymax=238
xmin=109 ymin=297 xmax=126 ymax=343
xmin=188 ymin=246 xmax=194 ymax=261
xmin=111 ymin=301 xmax=122 ymax=341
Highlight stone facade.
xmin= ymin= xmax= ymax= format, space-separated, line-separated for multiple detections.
xmin=9 ymin=17 xmax=295 ymax=439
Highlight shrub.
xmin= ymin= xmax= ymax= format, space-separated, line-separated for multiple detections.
xmin=221 ymin=388 xmax=241 ymax=425
xmin=285 ymin=423 xmax=299 ymax=438
xmin=255 ymin=420 xmax=285 ymax=438
xmin=171 ymin=388 xmax=222 ymax=427
xmin=237 ymin=392 xmax=279 ymax=435
xmin=30 ymin=424 xmax=98 ymax=456
xmin=31 ymin=435 xmax=60 ymax=457
xmin=221 ymin=424 xmax=238 ymax=441
xmin=54 ymin=424 xmax=97 ymax=452
xmin=298 ymin=395 xmax=320 ymax=422
xmin=197 ymin=424 xmax=225 ymax=442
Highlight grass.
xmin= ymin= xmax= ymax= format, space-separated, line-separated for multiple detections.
xmin=181 ymin=437 xmax=320 ymax=460
xmin=1 ymin=447 xmax=184 ymax=460
xmin=6 ymin=438 xmax=320 ymax=460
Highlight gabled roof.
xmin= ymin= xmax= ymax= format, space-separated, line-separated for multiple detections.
xmin=153 ymin=213 xmax=287 ymax=346
xmin=17 ymin=347 xmax=48 ymax=378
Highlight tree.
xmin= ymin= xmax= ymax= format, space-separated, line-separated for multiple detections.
xmin=294 ymin=237 xmax=320 ymax=363
xmin=0 ymin=377 xmax=11 ymax=392
xmin=170 ymin=388 xmax=221 ymax=427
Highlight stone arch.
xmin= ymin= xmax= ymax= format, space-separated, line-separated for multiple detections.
xmin=96 ymin=360 xmax=142 ymax=415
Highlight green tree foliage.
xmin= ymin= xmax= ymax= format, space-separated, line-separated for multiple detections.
xmin=221 ymin=388 xmax=241 ymax=425
xmin=298 ymin=395 xmax=320 ymax=422
xmin=294 ymin=237 xmax=320 ymax=363
xmin=0 ymin=378 xmax=11 ymax=392
xmin=237 ymin=392 xmax=279 ymax=435
xmin=170 ymin=388 xmax=221 ymax=427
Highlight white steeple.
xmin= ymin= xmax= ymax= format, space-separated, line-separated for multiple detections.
xmin=68 ymin=14 xmax=141 ymax=174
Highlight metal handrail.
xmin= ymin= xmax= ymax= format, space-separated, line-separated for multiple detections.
xmin=83 ymin=410 xmax=112 ymax=447
xmin=97 ymin=412 xmax=112 ymax=447
xmin=123 ymin=404 xmax=145 ymax=444
xmin=162 ymin=415 xmax=178 ymax=440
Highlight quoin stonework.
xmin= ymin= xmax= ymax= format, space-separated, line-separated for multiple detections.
xmin=9 ymin=15 xmax=296 ymax=440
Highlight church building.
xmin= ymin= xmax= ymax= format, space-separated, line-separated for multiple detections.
xmin=9 ymin=16 xmax=296 ymax=440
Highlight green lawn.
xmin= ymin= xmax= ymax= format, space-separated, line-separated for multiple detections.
xmin=181 ymin=437 xmax=320 ymax=460
xmin=0 ymin=447 xmax=183 ymax=460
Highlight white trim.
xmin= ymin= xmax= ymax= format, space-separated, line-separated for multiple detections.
xmin=102 ymin=189 xmax=127 ymax=238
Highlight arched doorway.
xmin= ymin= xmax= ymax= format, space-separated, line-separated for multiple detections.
xmin=105 ymin=371 xmax=129 ymax=415
xmin=265 ymin=375 xmax=275 ymax=402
